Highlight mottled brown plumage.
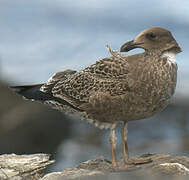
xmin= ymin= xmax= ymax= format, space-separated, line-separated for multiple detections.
xmin=11 ymin=27 xmax=182 ymax=170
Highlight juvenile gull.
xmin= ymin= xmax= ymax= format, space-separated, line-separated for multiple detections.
xmin=11 ymin=27 xmax=182 ymax=170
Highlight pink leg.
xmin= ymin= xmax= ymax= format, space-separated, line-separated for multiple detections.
xmin=109 ymin=126 xmax=118 ymax=169
xmin=122 ymin=121 xmax=129 ymax=163
xmin=122 ymin=122 xmax=152 ymax=165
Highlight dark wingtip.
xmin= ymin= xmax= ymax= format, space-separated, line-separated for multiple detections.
xmin=9 ymin=84 xmax=44 ymax=96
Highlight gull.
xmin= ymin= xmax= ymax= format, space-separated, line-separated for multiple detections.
xmin=11 ymin=27 xmax=182 ymax=170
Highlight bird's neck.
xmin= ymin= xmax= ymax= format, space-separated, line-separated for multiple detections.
xmin=161 ymin=50 xmax=177 ymax=64
xmin=144 ymin=49 xmax=177 ymax=65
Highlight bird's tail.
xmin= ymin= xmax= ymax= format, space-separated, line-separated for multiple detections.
xmin=10 ymin=83 xmax=84 ymax=113
xmin=10 ymin=84 xmax=50 ymax=101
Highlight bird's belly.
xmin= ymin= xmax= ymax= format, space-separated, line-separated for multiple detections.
xmin=122 ymin=81 xmax=176 ymax=121
xmin=85 ymin=88 xmax=173 ymax=124
xmin=124 ymin=97 xmax=170 ymax=121
xmin=123 ymin=63 xmax=177 ymax=121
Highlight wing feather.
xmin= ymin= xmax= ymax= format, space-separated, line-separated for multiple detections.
xmin=51 ymin=48 xmax=132 ymax=107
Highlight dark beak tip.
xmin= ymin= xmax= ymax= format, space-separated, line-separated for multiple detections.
xmin=120 ymin=40 xmax=141 ymax=52
xmin=120 ymin=47 xmax=126 ymax=52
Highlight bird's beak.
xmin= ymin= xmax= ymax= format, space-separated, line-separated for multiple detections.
xmin=120 ymin=40 xmax=144 ymax=52
xmin=168 ymin=41 xmax=182 ymax=54
xmin=174 ymin=43 xmax=182 ymax=54
xmin=176 ymin=46 xmax=182 ymax=53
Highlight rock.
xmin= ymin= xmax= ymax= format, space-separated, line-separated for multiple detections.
xmin=0 ymin=153 xmax=54 ymax=180
xmin=41 ymin=154 xmax=189 ymax=180
xmin=0 ymin=152 xmax=188 ymax=179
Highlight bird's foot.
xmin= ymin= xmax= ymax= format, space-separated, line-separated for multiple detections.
xmin=111 ymin=159 xmax=136 ymax=172
xmin=124 ymin=157 xmax=152 ymax=165
xmin=111 ymin=157 xmax=152 ymax=171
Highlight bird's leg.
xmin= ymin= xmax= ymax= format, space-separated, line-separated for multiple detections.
xmin=109 ymin=125 xmax=118 ymax=169
xmin=122 ymin=121 xmax=129 ymax=163
xmin=121 ymin=121 xmax=152 ymax=165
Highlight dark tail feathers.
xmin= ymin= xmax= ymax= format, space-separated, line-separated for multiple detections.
xmin=10 ymin=83 xmax=83 ymax=112
xmin=10 ymin=84 xmax=50 ymax=101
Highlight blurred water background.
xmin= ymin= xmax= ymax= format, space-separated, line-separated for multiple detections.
xmin=0 ymin=0 xmax=188 ymax=172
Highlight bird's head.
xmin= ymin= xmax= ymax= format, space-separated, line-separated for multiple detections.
xmin=120 ymin=27 xmax=182 ymax=54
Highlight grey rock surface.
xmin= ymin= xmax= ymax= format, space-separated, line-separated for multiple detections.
xmin=41 ymin=154 xmax=189 ymax=180
xmin=0 ymin=153 xmax=54 ymax=180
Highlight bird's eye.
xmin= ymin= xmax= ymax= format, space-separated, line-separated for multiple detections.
xmin=146 ymin=33 xmax=157 ymax=39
